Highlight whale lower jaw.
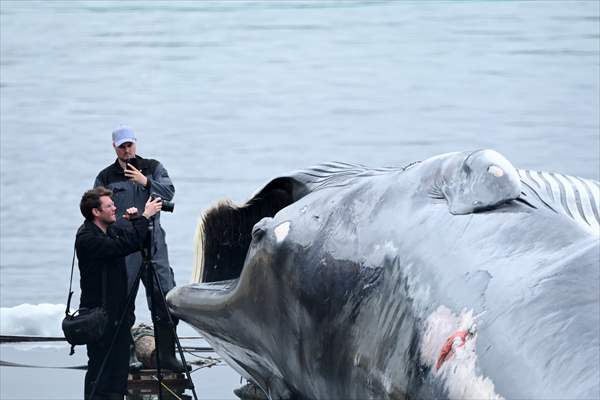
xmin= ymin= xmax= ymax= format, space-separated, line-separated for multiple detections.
xmin=167 ymin=279 xmax=238 ymax=319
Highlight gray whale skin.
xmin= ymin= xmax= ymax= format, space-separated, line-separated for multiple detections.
xmin=167 ymin=149 xmax=599 ymax=400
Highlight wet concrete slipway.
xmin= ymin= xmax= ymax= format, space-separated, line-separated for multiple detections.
xmin=1 ymin=1 xmax=598 ymax=399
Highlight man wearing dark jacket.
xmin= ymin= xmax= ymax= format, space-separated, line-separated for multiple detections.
xmin=94 ymin=127 xmax=185 ymax=372
xmin=76 ymin=187 xmax=162 ymax=400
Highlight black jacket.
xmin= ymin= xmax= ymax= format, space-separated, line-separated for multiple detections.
xmin=75 ymin=217 xmax=149 ymax=319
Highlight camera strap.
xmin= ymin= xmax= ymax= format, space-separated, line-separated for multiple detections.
xmin=65 ymin=244 xmax=108 ymax=315
xmin=65 ymin=244 xmax=76 ymax=317
xmin=64 ymin=241 xmax=108 ymax=356
xmin=64 ymin=244 xmax=77 ymax=356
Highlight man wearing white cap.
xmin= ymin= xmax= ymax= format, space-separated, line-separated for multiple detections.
xmin=94 ymin=126 xmax=186 ymax=372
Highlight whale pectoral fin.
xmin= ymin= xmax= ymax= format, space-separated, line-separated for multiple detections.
xmin=443 ymin=150 xmax=522 ymax=215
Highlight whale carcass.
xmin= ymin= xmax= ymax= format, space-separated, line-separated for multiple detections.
xmin=167 ymin=150 xmax=600 ymax=400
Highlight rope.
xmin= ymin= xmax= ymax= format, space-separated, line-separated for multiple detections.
xmin=0 ymin=360 xmax=87 ymax=370
xmin=150 ymin=375 xmax=184 ymax=400
xmin=194 ymin=358 xmax=220 ymax=369
xmin=0 ymin=335 xmax=67 ymax=343
xmin=0 ymin=341 xmax=220 ymax=373
xmin=0 ymin=335 xmax=204 ymax=343
xmin=180 ymin=346 xmax=213 ymax=352
xmin=1 ymin=356 xmax=221 ymax=372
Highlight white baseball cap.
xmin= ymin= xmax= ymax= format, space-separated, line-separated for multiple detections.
xmin=112 ymin=126 xmax=137 ymax=146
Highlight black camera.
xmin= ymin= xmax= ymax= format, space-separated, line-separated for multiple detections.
xmin=150 ymin=193 xmax=175 ymax=213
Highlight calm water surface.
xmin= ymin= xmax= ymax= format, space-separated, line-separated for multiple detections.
xmin=1 ymin=1 xmax=599 ymax=399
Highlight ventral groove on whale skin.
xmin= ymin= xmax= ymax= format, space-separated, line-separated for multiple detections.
xmin=168 ymin=149 xmax=600 ymax=400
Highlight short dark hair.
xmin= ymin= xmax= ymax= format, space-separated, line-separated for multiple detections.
xmin=80 ymin=187 xmax=113 ymax=221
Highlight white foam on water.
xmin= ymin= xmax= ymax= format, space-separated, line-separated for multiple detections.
xmin=0 ymin=303 xmax=67 ymax=337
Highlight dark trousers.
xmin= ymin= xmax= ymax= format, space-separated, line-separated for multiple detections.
xmin=85 ymin=323 xmax=131 ymax=399
xmin=126 ymin=252 xmax=177 ymax=325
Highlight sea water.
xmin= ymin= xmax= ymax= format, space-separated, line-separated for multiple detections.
xmin=1 ymin=1 xmax=598 ymax=399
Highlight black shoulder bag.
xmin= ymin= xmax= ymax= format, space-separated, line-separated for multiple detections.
xmin=62 ymin=246 xmax=109 ymax=355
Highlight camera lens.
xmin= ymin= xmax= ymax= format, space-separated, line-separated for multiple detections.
xmin=150 ymin=193 xmax=174 ymax=213
xmin=161 ymin=200 xmax=175 ymax=213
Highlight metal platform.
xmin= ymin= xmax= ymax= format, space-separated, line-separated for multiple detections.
xmin=128 ymin=369 xmax=193 ymax=400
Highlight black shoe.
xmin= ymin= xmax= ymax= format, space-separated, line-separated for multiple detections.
xmin=233 ymin=382 xmax=267 ymax=400
xmin=156 ymin=325 xmax=191 ymax=373
xmin=129 ymin=343 xmax=143 ymax=372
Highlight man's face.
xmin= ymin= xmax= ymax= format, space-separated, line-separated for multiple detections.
xmin=95 ymin=195 xmax=117 ymax=225
xmin=113 ymin=141 xmax=137 ymax=162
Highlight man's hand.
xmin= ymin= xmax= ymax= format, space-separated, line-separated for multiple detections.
xmin=123 ymin=207 xmax=139 ymax=220
xmin=143 ymin=197 xmax=162 ymax=219
xmin=125 ymin=163 xmax=148 ymax=187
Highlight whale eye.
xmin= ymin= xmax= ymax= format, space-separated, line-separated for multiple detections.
xmin=252 ymin=225 xmax=266 ymax=240
xmin=488 ymin=165 xmax=504 ymax=177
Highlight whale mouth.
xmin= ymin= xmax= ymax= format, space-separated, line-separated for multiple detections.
xmin=192 ymin=177 xmax=304 ymax=284
xmin=166 ymin=279 xmax=239 ymax=320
